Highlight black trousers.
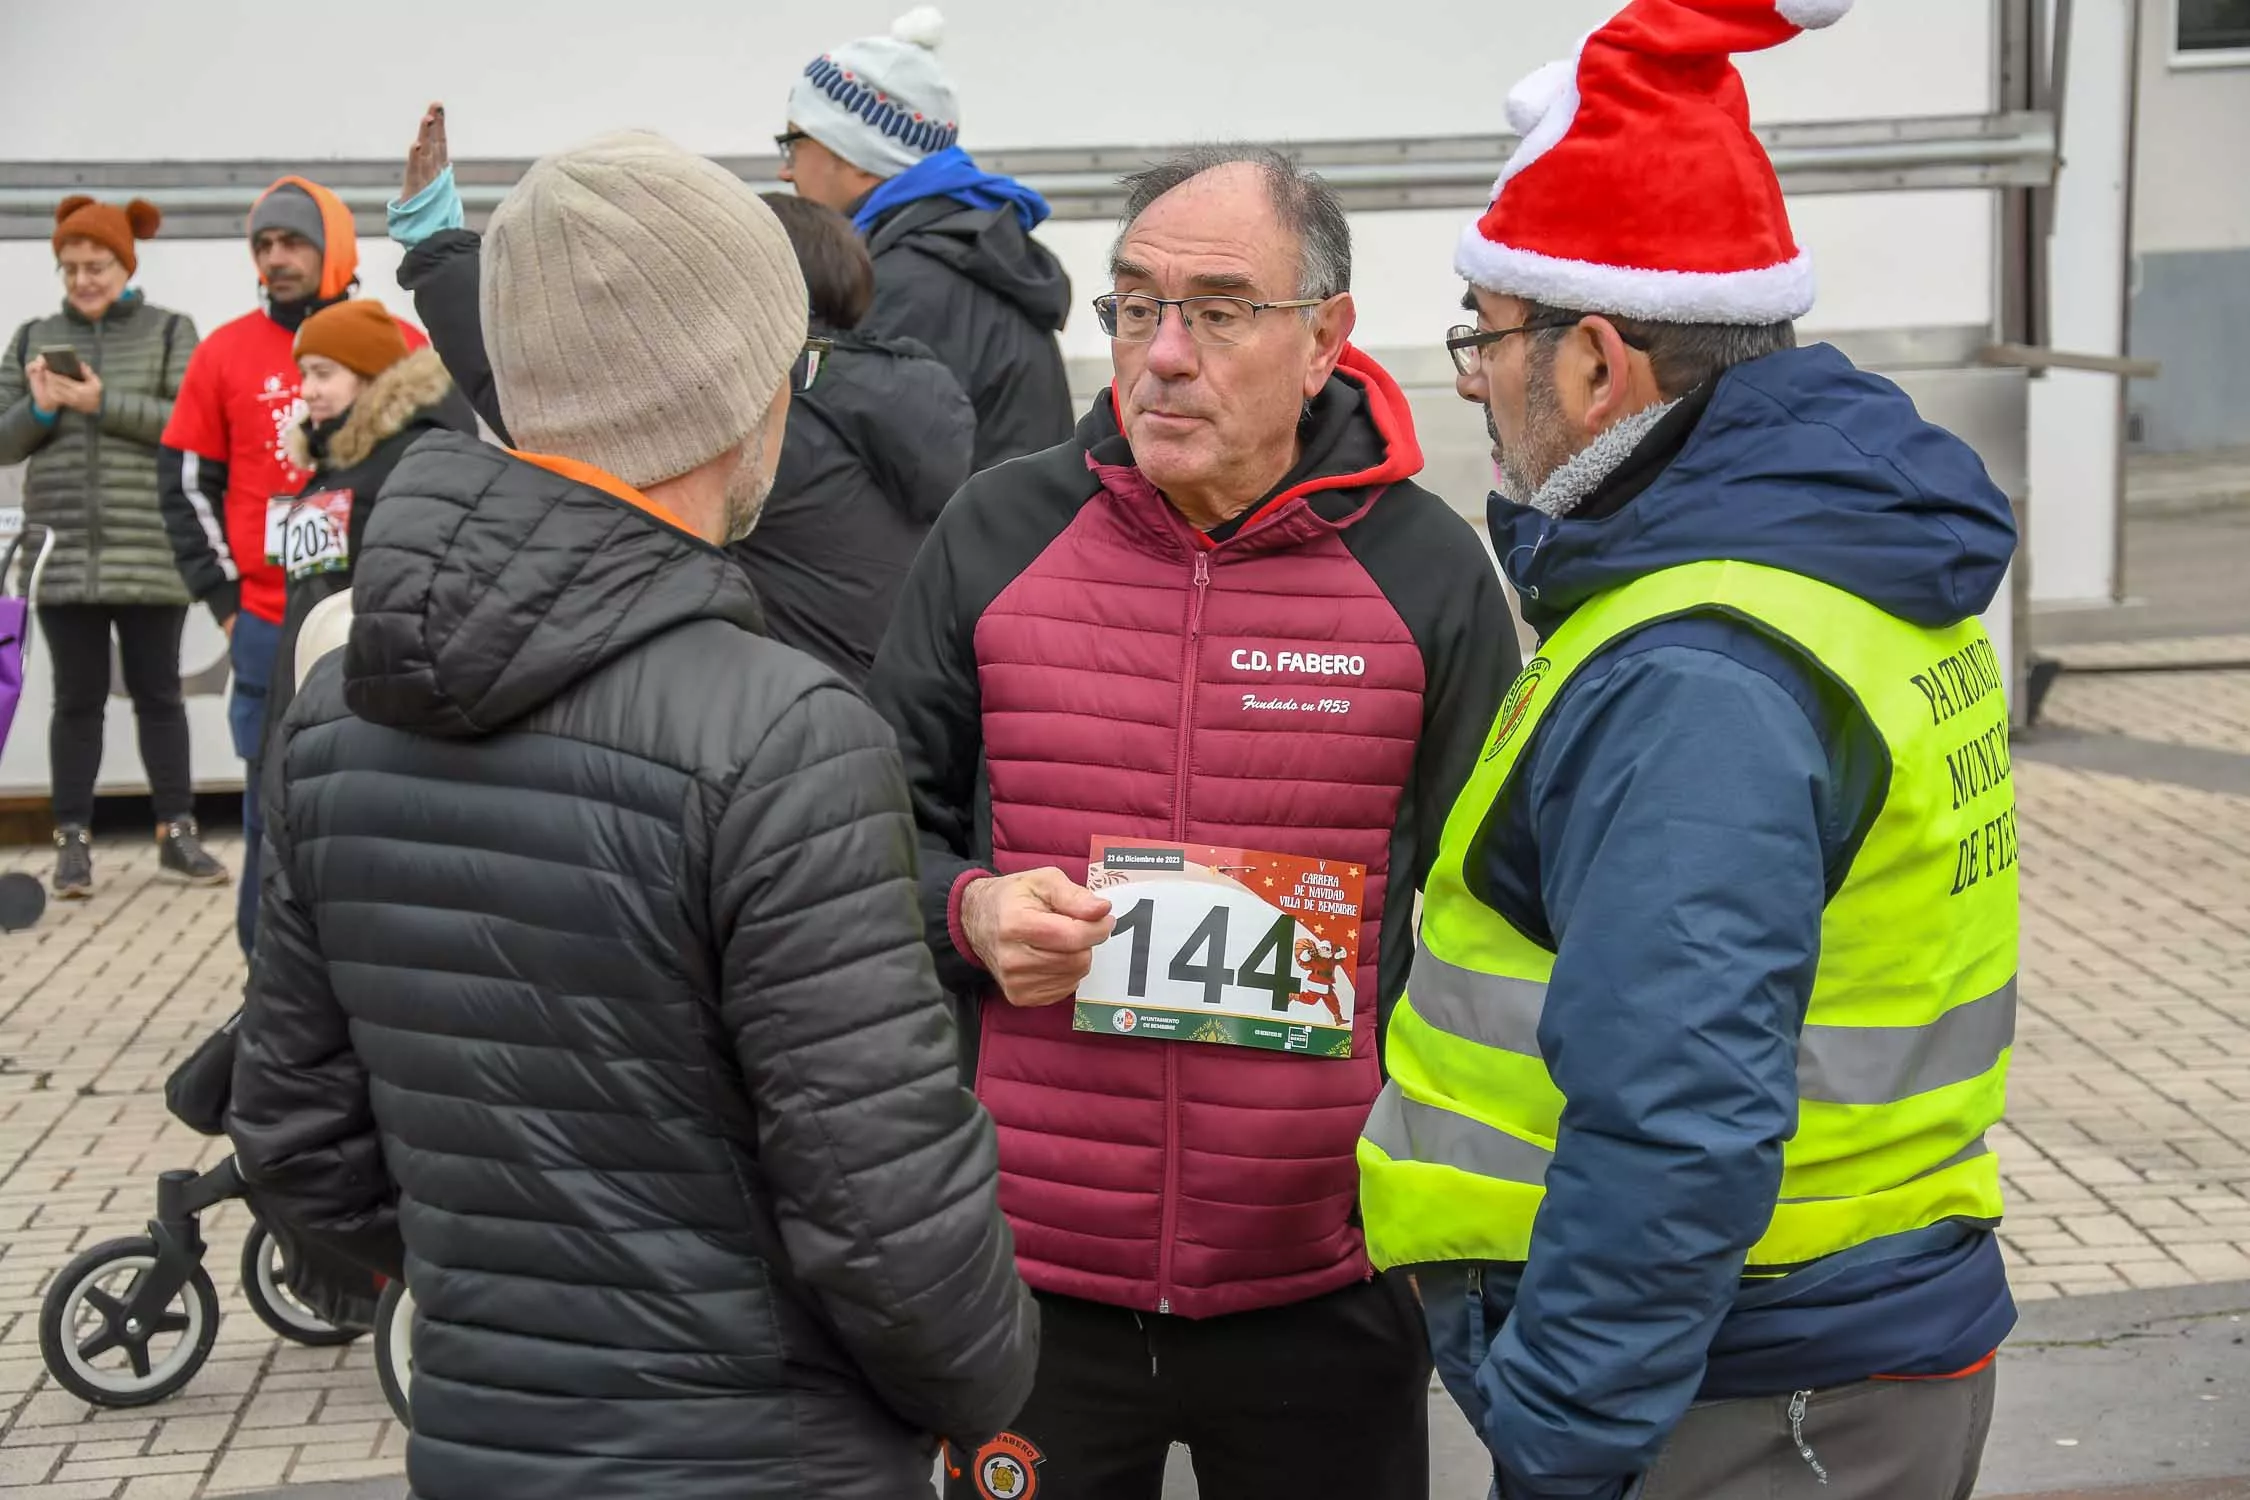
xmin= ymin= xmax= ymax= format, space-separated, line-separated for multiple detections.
xmin=944 ymin=1277 xmax=1431 ymax=1500
xmin=38 ymin=604 xmax=192 ymax=825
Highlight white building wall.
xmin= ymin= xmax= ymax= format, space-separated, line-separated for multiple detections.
xmin=2123 ymin=0 xmax=2250 ymax=454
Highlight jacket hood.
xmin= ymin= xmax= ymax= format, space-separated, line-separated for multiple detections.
xmin=872 ymin=196 xmax=1072 ymax=332
xmin=343 ymin=431 xmax=763 ymax=738
xmin=1090 ymin=343 xmax=1425 ymax=552
xmin=801 ymin=331 xmax=975 ymax=523
xmin=253 ymin=177 xmax=359 ymax=302
xmin=287 ymin=348 xmax=456 ymax=472
xmin=1494 ymin=343 xmax=2017 ymax=637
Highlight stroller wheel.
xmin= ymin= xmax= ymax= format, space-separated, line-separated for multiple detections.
xmin=239 ymin=1224 xmax=362 ymax=1347
xmin=39 ymin=1237 xmax=220 ymax=1407
xmin=374 ymin=1280 xmax=413 ymax=1428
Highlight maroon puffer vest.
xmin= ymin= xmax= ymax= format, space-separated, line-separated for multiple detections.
xmin=966 ymin=379 xmax=1430 ymax=1318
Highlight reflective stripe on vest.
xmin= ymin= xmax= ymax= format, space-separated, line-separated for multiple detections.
xmin=1363 ymin=1077 xmax=1997 ymax=1202
xmin=1404 ymin=946 xmax=2018 ymax=1107
xmin=1358 ymin=560 xmax=2017 ymax=1273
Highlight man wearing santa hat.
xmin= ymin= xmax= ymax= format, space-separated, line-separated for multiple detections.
xmin=1357 ymin=3 xmax=2021 ymax=1497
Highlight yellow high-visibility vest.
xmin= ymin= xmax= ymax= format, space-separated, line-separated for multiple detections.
xmin=1359 ymin=560 xmax=2017 ymax=1272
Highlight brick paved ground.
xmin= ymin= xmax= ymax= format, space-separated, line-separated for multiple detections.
xmin=0 ymin=651 xmax=2243 ymax=1495
xmin=2005 ymin=655 xmax=2250 ymax=1298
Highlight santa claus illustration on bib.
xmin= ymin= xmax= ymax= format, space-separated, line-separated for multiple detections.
xmin=1292 ymin=934 xmax=1350 ymax=1027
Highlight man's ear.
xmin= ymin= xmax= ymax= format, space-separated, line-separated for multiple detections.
xmin=1561 ymin=315 xmax=1645 ymax=434
xmin=1304 ymin=293 xmax=1357 ymax=398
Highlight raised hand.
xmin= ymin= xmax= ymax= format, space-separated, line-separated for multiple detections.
xmin=401 ymin=103 xmax=451 ymax=201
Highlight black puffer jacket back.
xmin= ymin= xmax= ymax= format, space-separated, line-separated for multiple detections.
xmin=862 ymin=197 xmax=1074 ymax=470
xmin=731 ymin=328 xmax=973 ymax=681
xmin=227 ymin=431 xmax=1035 ymax=1499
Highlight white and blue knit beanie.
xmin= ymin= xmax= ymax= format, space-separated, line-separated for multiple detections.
xmin=788 ymin=7 xmax=961 ymax=178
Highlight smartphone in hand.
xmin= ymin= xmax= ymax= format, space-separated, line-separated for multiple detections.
xmin=37 ymin=347 xmax=85 ymax=382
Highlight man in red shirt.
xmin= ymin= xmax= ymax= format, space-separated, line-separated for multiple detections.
xmin=160 ymin=177 xmax=429 ymax=953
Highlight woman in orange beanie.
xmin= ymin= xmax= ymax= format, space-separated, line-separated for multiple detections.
xmin=0 ymin=196 xmax=227 ymax=896
xmin=260 ymin=300 xmax=475 ymax=748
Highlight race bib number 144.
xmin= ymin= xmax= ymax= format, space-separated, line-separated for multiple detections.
xmin=1074 ymin=837 xmax=1364 ymax=1059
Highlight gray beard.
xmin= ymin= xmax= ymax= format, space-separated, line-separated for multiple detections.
xmin=1501 ymin=397 xmax=1681 ymax=519
xmin=722 ymin=426 xmax=775 ymax=544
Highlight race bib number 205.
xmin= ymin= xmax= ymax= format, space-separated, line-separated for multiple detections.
xmin=265 ymin=490 xmax=354 ymax=579
xmin=1073 ymin=837 xmax=1365 ymax=1059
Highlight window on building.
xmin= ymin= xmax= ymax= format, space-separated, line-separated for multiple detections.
xmin=2179 ymin=0 xmax=2250 ymax=55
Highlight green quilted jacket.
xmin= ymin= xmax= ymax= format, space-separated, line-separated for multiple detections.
xmin=0 ymin=292 xmax=198 ymax=605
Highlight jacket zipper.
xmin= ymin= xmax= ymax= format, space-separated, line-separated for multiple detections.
xmin=84 ymin=321 xmax=104 ymax=576
xmin=1155 ymin=548 xmax=1212 ymax=1315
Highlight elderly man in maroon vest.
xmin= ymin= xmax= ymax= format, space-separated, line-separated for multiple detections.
xmin=870 ymin=144 xmax=1515 ymax=1500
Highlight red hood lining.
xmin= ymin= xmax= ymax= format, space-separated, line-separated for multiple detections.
xmin=1104 ymin=344 xmax=1425 ymax=548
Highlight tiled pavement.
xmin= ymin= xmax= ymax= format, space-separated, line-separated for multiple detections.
xmin=0 ymin=649 xmax=2244 ymax=1494
xmin=0 ymin=832 xmax=405 ymax=1497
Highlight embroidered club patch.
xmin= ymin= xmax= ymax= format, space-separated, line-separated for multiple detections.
xmin=1484 ymin=655 xmax=1551 ymax=761
xmin=975 ymin=1432 xmax=1045 ymax=1499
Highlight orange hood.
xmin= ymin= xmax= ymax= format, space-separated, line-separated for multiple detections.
xmin=251 ymin=176 xmax=359 ymax=302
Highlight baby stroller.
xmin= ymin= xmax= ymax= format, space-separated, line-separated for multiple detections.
xmin=36 ymin=1012 xmax=414 ymax=1422
xmin=0 ymin=519 xmax=54 ymax=932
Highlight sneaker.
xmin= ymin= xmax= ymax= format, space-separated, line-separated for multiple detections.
xmin=53 ymin=827 xmax=92 ymax=899
xmin=157 ymin=820 xmax=231 ymax=887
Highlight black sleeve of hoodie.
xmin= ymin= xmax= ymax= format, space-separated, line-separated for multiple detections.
xmin=1341 ymin=480 xmax=1519 ymax=1034
xmin=865 ymin=453 xmax=1094 ymax=995
xmin=865 ymin=504 xmax=994 ymax=996
xmin=397 ymin=229 xmax=510 ymax=442
xmin=228 ymin=699 xmax=404 ymax=1278
xmin=708 ymin=683 xmax=1036 ymax=1445
xmin=158 ymin=446 xmax=238 ymax=624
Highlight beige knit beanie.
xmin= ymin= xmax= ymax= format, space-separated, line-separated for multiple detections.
xmin=480 ymin=132 xmax=808 ymax=488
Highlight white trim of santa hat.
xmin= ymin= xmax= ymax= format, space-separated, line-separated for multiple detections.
xmin=1458 ymin=0 xmax=1853 ymax=325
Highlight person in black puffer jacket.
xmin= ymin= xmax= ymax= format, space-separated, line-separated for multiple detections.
xmin=227 ymin=132 xmax=1035 ymax=1500
xmin=260 ymin=301 xmax=475 ymax=748
xmin=737 ymin=194 xmax=973 ymax=680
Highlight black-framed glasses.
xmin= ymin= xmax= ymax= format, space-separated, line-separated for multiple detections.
xmin=794 ymin=337 xmax=833 ymax=392
xmin=774 ymin=130 xmax=810 ymax=165
xmin=1445 ymin=318 xmax=1582 ymax=376
xmin=1094 ymin=292 xmax=1330 ymax=349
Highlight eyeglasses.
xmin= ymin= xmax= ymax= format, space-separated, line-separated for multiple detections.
xmin=774 ymin=130 xmax=810 ymax=166
xmin=1444 ymin=318 xmax=1583 ymax=377
xmin=1094 ymin=292 xmax=1329 ymax=349
xmin=57 ymin=260 xmax=121 ymax=286
xmin=795 ymin=337 xmax=832 ymax=392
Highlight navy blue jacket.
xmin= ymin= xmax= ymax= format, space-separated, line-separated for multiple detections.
xmin=1469 ymin=344 xmax=2019 ymax=1499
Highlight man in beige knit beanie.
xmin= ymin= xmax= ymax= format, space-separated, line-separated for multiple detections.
xmin=230 ymin=127 xmax=1037 ymax=1500
xmin=482 ymin=129 xmax=809 ymax=541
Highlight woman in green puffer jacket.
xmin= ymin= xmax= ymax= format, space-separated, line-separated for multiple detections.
xmin=0 ymin=196 xmax=228 ymax=897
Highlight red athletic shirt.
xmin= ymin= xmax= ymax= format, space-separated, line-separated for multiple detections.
xmin=163 ymin=308 xmax=427 ymax=624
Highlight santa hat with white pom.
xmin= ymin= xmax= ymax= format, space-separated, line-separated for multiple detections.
xmin=789 ymin=7 xmax=961 ymax=179
xmin=1458 ymin=0 xmax=1853 ymax=325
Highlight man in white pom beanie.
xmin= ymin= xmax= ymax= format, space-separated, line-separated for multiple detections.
xmin=229 ymin=130 xmax=1038 ymax=1500
xmin=1358 ymin=2 xmax=2020 ymax=1498
xmin=780 ymin=6 xmax=1073 ymax=468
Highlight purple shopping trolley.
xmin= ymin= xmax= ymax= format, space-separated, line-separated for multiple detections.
xmin=0 ymin=520 xmax=55 ymax=930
